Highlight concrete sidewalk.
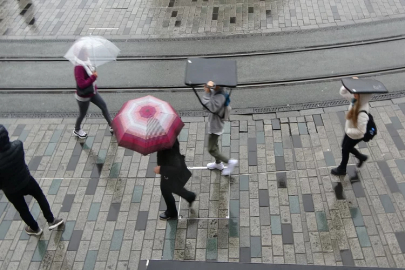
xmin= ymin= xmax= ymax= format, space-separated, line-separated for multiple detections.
xmin=1 ymin=97 xmax=405 ymax=269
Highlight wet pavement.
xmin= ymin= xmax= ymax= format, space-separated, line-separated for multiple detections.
xmin=1 ymin=97 xmax=405 ymax=269
xmin=0 ymin=0 xmax=405 ymax=39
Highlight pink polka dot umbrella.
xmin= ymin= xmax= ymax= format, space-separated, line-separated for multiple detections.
xmin=111 ymin=96 xmax=184 ymax=155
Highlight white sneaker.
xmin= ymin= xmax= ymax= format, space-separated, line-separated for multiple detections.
xmin=73 ymin=129 xmax=87 ymax=139
xmin=109 ymin=126 xmax=114 ymax=134
xmin=222 ymin=159 xmax=238 ymax=176
xmin=207 ymin=162 xmax=225 ymax=170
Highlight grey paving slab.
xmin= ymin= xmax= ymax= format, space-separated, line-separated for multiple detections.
xmin=302 ymin=194 xmax=315 ymax=212
xmin=107 ymin=203 xmax=121 ymax=221
xmin=61 ymin=194 xmax=75 ymax=212
xmin=86 ymin=178 xmax=99 ymax=195
xmin=274 ymin=143 xmax=284 ymax=157
xmin=67 ymin=230 xmax=83 ymax=251
xmin=239 ymin=247 xmax=251 ymax=262
xmin=313 ymin=115 xmax=324 ymax=126
xmin=323 ymin=151 xmax=336 ymax=167
xmin=259 ymin=190 xmax=269 ymax=207
xmin=135 ymin=211 xmax=149 ymax=230
xmin=281 ymin=224 xmax=294 ymax=244
xmin=275 ymin=157 xmax=286 ymax=171
xmin=340 ymin=249 xmax=355 ymax=266
xmin=28 ymin=156 xmax=42 ymax=171
xmin=395 ymin=232 xmax=405 ymax=253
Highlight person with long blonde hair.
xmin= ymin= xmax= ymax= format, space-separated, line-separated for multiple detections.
xmin=331 ymin=79 xmax=372 ymax=176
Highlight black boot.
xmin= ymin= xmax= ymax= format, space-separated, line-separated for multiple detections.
xmin=357 ymin=155 xmax=368 ymax=168
xmin=331 ymin=167 xmax=346 ymax=176
xmin=159 ymin=211 xmax=178 ymax=221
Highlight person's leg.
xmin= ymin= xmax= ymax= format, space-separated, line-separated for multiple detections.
xmin=207 ymin=134 xmax=229 ymax=164
xmin=5 ymin=190 xmax=40 ymax=231
xmin=332 ymin=135 xmax=359 ymax=175
xmin=75 ymin=100 xmax=90 ymax=131
xmin=26 ymin=177 xmax=54 ymax=223
xmin=160 ymin=178 xmax=178 ymax=217
xmin=90 ymin=93 xmax=112 ymax=126
xmin=175 ymin=187 xmax=196 ymax=204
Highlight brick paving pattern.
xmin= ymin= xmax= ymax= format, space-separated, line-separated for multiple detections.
xmin=1 ymin=0 xmax=405 ymax=39
xmin=1 ymin=98 xmax=405 ymax=269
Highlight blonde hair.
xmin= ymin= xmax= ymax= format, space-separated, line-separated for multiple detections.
xmin=346 ymin=95 xmax=360 ymax=127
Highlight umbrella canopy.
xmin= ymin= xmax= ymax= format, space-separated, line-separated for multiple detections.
xmin=112 ymin=96 xmax=184 ymax=155
xmin=64 ymin=36 xmax=120 ymax=68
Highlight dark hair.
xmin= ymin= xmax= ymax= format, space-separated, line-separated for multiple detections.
xmin=0 ymin=125 xmax=10 ymax=151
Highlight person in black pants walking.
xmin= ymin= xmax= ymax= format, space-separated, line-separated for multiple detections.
xmin=331 ymin=82 xmax=371 ymax=176
xmin=0 ymin=125 xmax=64 ymax=236
xmin=154 ymin=139 xmax=196 ymax=220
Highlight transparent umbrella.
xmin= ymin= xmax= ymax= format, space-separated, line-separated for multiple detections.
xmin=64 ymin=36 xmax=120 ymax=68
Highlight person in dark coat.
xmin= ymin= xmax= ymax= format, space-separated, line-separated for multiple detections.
xmin=154 ymin=139 xmax=196 ymax=220
xmin=0 ymin=125 xmax=64 ymax=236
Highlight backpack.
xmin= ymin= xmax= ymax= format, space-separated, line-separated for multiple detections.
xmin=359 ymin=110 xmax=377 ymax=142
xmin=220 ymin=91 xmax=232 ymax=121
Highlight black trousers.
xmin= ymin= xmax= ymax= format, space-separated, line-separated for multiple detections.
xmin=339 ymin=134 xmax=364 ymax=170
xmin=4 ymin=177 xmax=54 ymax=231
xmin=160 ymin=177 xmax=194 ymax=216
xmin=75 ymin=92 xmax=112 ymax=131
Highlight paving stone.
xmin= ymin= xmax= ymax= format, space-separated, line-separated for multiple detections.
xmin=380 ymin=195 xmax=396 ymax=213
xmin=395 ymin=232 xmax=405 ymax=253
xmin=259 ymin=190 xmax=269 ymax=207
xmin=32 ymin=240 xmax=48 ymax=262
xmin=356 ymin=227 xmax=371 ymax=247
xmin=239 ymin=247 xmax=251 ymax=262
xmin=239 ymin=175 xmax=249 ymax=191
xmin=270 ymin=216 xmax=281 ymax=235
xmin=67 ymin=230 xmax=83 ymax=251
xmin=250 ymin=237 xmax=262 ymax=257
xmin=350 ymin=207 xmax=365 ymax=227
xmin=206 ymin=238 xmax=218 ymax=260
xmin=282 ymin=224 xmax=294 ymax=244
xmin=340 ymin=249 xmax=355 ymax=266
xmin=87 ymin=203 xmax=101 ymax=221
xmin=83 ymin=250 xmax=98 ymax=270
xmin=324 ymin=151 xmax=336 ymax=167
xmin=302 ymin=194 xmax=315 ymax=212
xmin=315 ymin=212 xmax=329 ymax=232
xmin=135 ymin=211 xmax=149 ymax=230
xmin=61 ymin=194 xmax=75 ymax=212
xmin=289 ymin=196 xmax=300 ymax=214
xmin=274 ymin=143 xmax=284 ymax=157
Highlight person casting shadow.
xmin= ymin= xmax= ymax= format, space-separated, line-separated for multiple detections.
xmin=154 ymin=139 xmax=196 ymax=220
xmin=73 ymin=47 xmax=113 ymax=139
xmin=0 ymin=125 xmax=64 ymax=236
xmin=331 ymin=80 xmax=370 ymax=176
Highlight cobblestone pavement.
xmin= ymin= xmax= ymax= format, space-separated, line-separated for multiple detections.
xmin=2 ymin=97 xmax=405 ymax=269
xmin=1 ymin=0 xmax=405 ymax=39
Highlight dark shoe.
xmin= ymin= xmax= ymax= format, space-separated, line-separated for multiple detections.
xmin=48 ymin=218 xmax=64 ymax=230
xmin=357 ymin=155 xmax=368 ymax=168
xmin=188 ymin=192 xmax=196 ymax=207
xmin=159 ymin=212 xmax=178 ymax=221
xmin=25 ymin=226 xmax=43 ymax=236
xmin=331 ymin=167 xmax=346 ymax=176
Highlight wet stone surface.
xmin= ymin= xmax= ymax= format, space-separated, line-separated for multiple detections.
xmin=1 ymin=99 xmax=405 ymax=268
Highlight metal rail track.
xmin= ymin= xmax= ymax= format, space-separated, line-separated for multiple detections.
xmin=1 ymin=34 xmax=405 ymax=61
xmin=1 ymin=65 xmax=405 ymax=93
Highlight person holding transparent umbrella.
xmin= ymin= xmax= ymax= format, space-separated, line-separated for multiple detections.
xmin=64 ymin=36 xmax=120 ymax=139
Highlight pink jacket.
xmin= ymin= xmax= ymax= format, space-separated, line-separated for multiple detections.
xmin=74 ymin=65 xmax=97 ymax=98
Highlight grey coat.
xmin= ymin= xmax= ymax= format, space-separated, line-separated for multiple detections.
xmin=201 ymin=88 xmax=226 ymax=134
